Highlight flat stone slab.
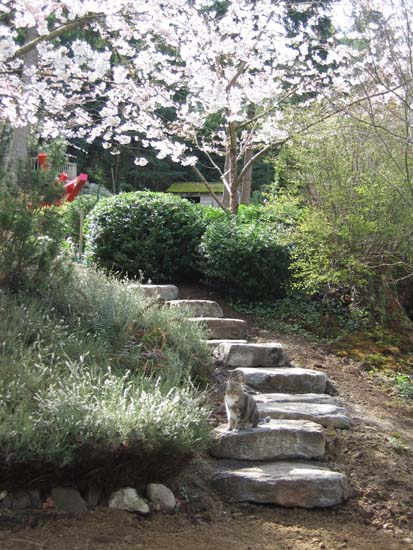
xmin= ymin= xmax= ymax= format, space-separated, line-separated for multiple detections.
xmin=209 ymin=420 xmax=325 ymax=460
xmin=211 ymin=460 xmax=350 ymax=508
xmin=257 ymin=401 xmax=350 ymax=429
xmin=205 ymin=339 xmax=248 ymax=352
xmin=235 ymin=367 xmax=327 ymax=394
xmin=128 ymin=284 xmax=178 ymax=301
xmin=256 ymin=393 xmax=338 ymax=405
xmin=189 ymin=317 xmax=247 ymax=339
xmin=166 ymin=300 xmax=223 ymax=318
xmin=214 ymin=342 xmax=289 ymax=368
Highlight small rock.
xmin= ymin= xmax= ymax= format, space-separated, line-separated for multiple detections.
xmin=0 ymin=490 xmax=7 ymax=501
xmin=86 ymin=485 xmax=102 ymax=508
xmin=9 ymin=491 xmax=32 ymax=510
xmin=146 ymin=483 xmax=176 ymax=511
xmin=51 ymin=487 xmax=87 ymax=514
xmin=319 ymin=543 xmax=326 ymax=550
xmin=109 ymin=487 xmax=150 ymax=515
xmin=402 ymin=538 xmax=413 ymax=544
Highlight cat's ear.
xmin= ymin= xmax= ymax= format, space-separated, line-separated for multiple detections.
xmin=232 ymin=370 xmax=246 ymax=384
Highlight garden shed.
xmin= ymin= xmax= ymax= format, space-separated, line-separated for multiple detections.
xmin=166 ymin=182 xmax=224 ymax=206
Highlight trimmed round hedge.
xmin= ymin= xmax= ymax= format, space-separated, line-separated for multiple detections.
xmin=199 ymin=217 xmax=290 ymax=298
xmin=85 ymin=192 xmax=205 ymax=281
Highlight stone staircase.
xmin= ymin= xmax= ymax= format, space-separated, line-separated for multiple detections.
xmin=138 ymin=285 xmax=351 ymax=509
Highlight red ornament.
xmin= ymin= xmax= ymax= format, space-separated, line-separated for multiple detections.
xmin=64 ymin=173 xmax=88 ymax=202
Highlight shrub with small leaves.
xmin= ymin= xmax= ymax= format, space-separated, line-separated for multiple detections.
xmin=0 ymin=178 xmax=64 ymax=290
xmin=199 ymin=217 xmax=290 ymax=299
xmin=85 ymin=191 xmax=205 ymax=281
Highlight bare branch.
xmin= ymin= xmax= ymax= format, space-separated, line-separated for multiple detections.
xmin=192 ymin=164 xmax=227 ymax=211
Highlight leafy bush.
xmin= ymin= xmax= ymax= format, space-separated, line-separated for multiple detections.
xmin=0 ymin=363 xmax=209 ymax=466
xmin=41 ymin=265 xmax=212 ymax=382
xmin=61 ymin=194 xmax=99 ymax=245
xmin=268 ymin=118 xmax=413 ymax=327
xmin=199 ymin=217 xmax=290 ymax=298
xmin=0 ymin=266 xmax=211 ymax=474
xmin=85 ymin=191 xmax=205 ymax=281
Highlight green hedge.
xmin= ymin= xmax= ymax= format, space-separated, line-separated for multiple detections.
xmin=199 ymin=217 xmax=290 ymax=298
xmin=85 ymin=191 xmax=205 ymax=281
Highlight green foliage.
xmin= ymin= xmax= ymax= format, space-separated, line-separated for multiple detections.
xmin=85 ymin=191 xmax=205 ymax=281
xmin=42 ymin=265 xmax=212 ymax=383
xmin=232 ymin=290 xmax=369 ymax=340
xmin=0 ymin=175 xmax=64 ymax=291
xmin=267 ymin=115 xmax=413 ymax=325
xmin=199 ymin=204 xmax=228 ymax=224
xmin=0 ymin=364 xmax=209 ymax=465
xmin=199 ymin=217 xmax=290 ymax=299
xmin=61 ymin=194 xmax=99 ymax=245
xmin=394 ymin=374 xmax=413 ymax=402
xmin=0 ymin=266 xmax=211 ymax=468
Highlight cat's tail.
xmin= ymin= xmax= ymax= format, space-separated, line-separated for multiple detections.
xmin=258 ymin=416 xmax=271 ymax=425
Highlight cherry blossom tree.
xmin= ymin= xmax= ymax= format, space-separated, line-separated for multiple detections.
xmin=1 ymin=0 xmax=344 ymax=211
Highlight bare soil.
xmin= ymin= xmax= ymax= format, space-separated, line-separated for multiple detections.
xmin=1 ymin=284 xmax=412 ymax=550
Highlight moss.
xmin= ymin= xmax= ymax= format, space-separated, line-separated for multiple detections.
xmin=166 ymin=182 xmax=223 ymax=193
xmin=330 ymin=329 xmax=413 ymax=374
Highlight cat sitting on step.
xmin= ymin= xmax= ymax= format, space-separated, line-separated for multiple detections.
xmin=225 ymin=371 xmax=270 ymax=431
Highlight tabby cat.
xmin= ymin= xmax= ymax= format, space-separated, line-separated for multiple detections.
xmin=225 ymin=370 xmax=269 ymax=431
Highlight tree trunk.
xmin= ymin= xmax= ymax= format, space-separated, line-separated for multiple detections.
xmin=240 ymin=147 xmax=253 ymax=205
xmin=240 ymin=105 xmax=255 ymax=205
xmin=4 ymin=28 xmax=39 ymax=185
xmin=223 ymin=151 xmax=230 ymax=208
xmin=229 ymin=123 xmax=239 ymax=214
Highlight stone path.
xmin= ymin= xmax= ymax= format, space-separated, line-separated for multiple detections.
xmin=141 ymin=286 xmax=351 ymax=509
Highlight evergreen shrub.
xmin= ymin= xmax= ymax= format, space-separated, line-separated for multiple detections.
xmin=0 ymin=172 xmax=64 ymax=290
xmin=199 ymin=217 xmax=291 ymax=298
xmin=85 ymin=191 xmax=205 ymax=281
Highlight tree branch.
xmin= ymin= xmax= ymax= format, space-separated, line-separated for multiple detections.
xmin=192 ymin=164 xmax=226 ymax=210
xmin=12 ymin=14 xmax=104 ymax=60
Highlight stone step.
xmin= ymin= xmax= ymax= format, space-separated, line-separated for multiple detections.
xmin=166 ymin=299 xmax=223 ymax=318
xmin=235 ymin=367 xmax=327 ymax=394
xmin=257 ymin=401 xmax=350 ymax=429
xmin=211 ymin=460 xmax=350 ymax=508
xmin=214 ymin=342 xmax=289 ymax=368
xmin=189 ymin=317 xmax=248 ymax=339
xmin=128 ymin=284 xmax=179 ymax=301
xmin=205 ymin=339 xmax=248 ymax=352
xmin=256 ymin=393 xmax=338 ymax=405
xmin=209 ymin=420 xmax=325 ymax=461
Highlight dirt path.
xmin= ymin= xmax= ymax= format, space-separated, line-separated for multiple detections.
xmin=1 ymin=286 xmax=413 ymax=550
